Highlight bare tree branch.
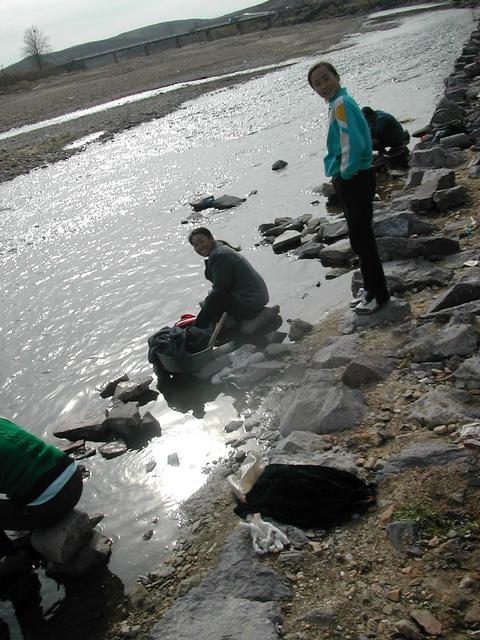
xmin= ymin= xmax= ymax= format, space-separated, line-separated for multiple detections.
xmin=22 ymin=25 xmax=51 ymax=70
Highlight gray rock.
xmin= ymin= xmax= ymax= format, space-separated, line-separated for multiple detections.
xmin=386 ymin=521 xmax=420 ymax=555
xmin=339 ymin=298 xmax=411 ymax=334
xmin=342 ymin=354 xmax=393 ymax=387
xmin=433 ymin=185 xmax=467 ymax=212
xmin=264 ymin=343 xmax=296 ymax=357
xmin=212 ymin=195 xmax=246 ymax=210
xmin=409 ymin=386 xmax=480 ymax=427
xmin=269 ymin=449 xmax=362 ymax=477
xmin=325 ymin=267 xmax=350 ymax=279
xmin=239 ymin=305 xmax=281 ymax=335
xmin=195 ymin=353 xmax=233 ymax=380
xmin=279 ymin=377 xmax=366 ymax=436
xmin=31 ymin=510 xmax=92 ymax=564
xmin=53 ymin=412 xmax=108 ymax=443
xmin=322 ymin=220 xmax=348 ymax=243
xmin=288 ymin=318 xmax=313 ymax=341
xmin=453 ymin=353 xmax=480 ymax=390
xmin=228 ymin=361 xmax=284 ymax=388
xmin=319 ymin=238 xmax=354 ymax=267
xmin=46 ymin=531 xmax=112 ymax=577
xmin=99 ymin=373 xmax=129 ymax=398
xmin=113 ymin=376 xmax=153 ymax=402
xmin=439 ymin=133 xmax=472 ymax=148
xmin=168 ymin=452 xmax=180 ymax=466
xmin=411 ymin=146 xmax=465 ymax=169
xmin=310 ymin=334 xmax=361 ymax=369
xmin=224 ymin=420 xmax=243 ymax=433
xmin=99 ymin=440 xmax=128 ymax=459
xmin=376 ymin=235 xmax=460 ymax=261
xmin=149 ymin=595 xmax=282 ymax=640
xmin=402 ymin=323 xmax=477 ymax=362
xmin=293 ymin=239 xmax=324 ymax=259
xmin=422 ymin=299 xmax=480 ymax=324
xmin=272 ymin=160 xmax=288 ymax=170
xmin=274 ymin=431 xmax=331 ymax=454
xmin=272 ymin=230 xmax=302 ymax=253
xmin=352 ymin=259 xmax=452 ymax=295
xmin=408 ymin=180 xmax=439 ymax=213
xmin=373 ymin=210 xmax=438 ymax=237
xmin=378 ymin=441 xmax=469 ymax=478
xmin=427 ymin=278 xmax=480 ymax=313
xmin=104 ymin=401 xmax=141 ymax=438
xmin=190 ymin=195 xmax=214 ymax=211
xmin=140 ymin=411 xmax=162 ymax=437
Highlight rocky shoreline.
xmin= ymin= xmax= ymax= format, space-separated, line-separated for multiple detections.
xmin=96 ymin=19 xmax=480 ymax=640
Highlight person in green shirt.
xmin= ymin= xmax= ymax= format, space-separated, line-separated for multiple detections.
xmin=0 ymin=417 xmax=83 ymax=560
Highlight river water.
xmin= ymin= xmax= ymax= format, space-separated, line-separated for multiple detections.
xmin=0 ymin=5 xmax=476 ymax=633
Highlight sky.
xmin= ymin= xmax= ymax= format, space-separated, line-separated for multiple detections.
xmin=1 ymin=0 xmax=260 ymax=67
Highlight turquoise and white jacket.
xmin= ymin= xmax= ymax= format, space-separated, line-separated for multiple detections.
xmin=324 ymin=87 xmax=372 ymax=180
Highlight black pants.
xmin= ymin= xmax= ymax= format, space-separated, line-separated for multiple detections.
xmin=195 ymin=289 xmax=262 ymax=329
xmin=334 ymin=169 xmax=389 ymax=304
xmin=0 ymin=467 xmax=83 ymax=556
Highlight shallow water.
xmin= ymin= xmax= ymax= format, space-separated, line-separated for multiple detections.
xmin=0 ymin=6 xmax=476 ymax=635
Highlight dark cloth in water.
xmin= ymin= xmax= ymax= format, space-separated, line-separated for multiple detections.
xmin=235 ymin=464 xmax=375 ymax=529
xmin=147 ymin=325 xmax=212 ymax=364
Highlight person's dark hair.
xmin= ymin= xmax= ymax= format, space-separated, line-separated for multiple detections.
xmin=362 ymin=106 xmax=375 ymax=121
xmin=188 ymin=227 xmax=213 ymax=245
xmin=188 ymin=227 xmax=241 ymax=251
xmin=307 ymin=61 xmax=340 ymax=87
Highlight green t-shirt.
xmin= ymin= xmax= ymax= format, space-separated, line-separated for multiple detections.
xmin=0 ymin=417 xmax=68 ymax=501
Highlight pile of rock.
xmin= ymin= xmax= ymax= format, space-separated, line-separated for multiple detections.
xmin=53 ymin=374 xmax=161 ymax=460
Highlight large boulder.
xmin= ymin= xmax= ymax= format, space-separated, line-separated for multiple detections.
xmin=409 ymin=386 xmax=480 ymax=427
xmin=351 ymin=259 xmax=452 ymax=295
xmin=401 ymin=323 xmax=477 ymax=362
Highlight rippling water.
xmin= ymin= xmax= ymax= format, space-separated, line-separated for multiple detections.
xmin=0 ymin=6 xmax=476 ymax=624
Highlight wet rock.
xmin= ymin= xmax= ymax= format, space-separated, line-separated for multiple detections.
xmin=264 ymin=343 xmax=296 ymax=357
xmin=378 ymin=441 xmax=470 ymax=478
xmin=168 ymin=452 xmax=180 ymax=466
xmin=239 ymin=305 xmax=281 ymax=335
xmin=288 ymin=318 xmax=313 ymax=341
xmin=46 ymin=530 xmax=112 ymax=577
xmin=195 ymin=353 xmax=232 ymax=380
xmin=311 ymin=334 xmax=360 ymax=368
xmin=211 ymin=195 xmax=246 ymax=209
xmin=31 ymin=509 xmax=92 ymax=564
xmin=409 ymin=386 xmax=480 ymax=427
xmin=146 ymin=459 xmax=157 ymax=472
xmin=279 ymin=374 xmax=366 ymax=436
xmin=225 ymin=420 xmax=243 ymax=433
xmin=104 ymin=401 xmax=142 ymax=438
xmin=99 ymin=373 xmax=129 ymax=398
xmin=190 ymin=195 xmax=215 ymax=211
xmin=411 ymin=145 xmax=465 ymax=169
xmin=401 ymin=322 xmax=477 ymax=361
xmin=99 ymin=440 xmax=128 ymax=459
xmin=227 ymin=360 xmax=284 ymax=388
xmin=427 ymin=277 xmax=480 ymax=313
xmin=352 ymin=258 xmax=452 ymax=295
xmin=376 ymin=235 xmax=460 ymax=261
xmin=139 ymin=411 xmax=162 ymax=437
xmin=433 ymin=184 xmax=467 ymax=211
xmin=339 ymin=298 xmax=411 ymax=334
xmin=293 ymin=239 xmax=324 ymax=259
xmin=322 ymin=219 xmax=348 ymax=243
xmin=272 ymin=230 xmax=302 ymax=253
xmin=319 ymin=238 xmax=354 ymax=267
xmin=272 ymin=160 xmax=288 ymax=170
xmin=53 ymin=411 xmax=108 ymax=442
xmin=113 ymin=376 xmax=153 ymax=402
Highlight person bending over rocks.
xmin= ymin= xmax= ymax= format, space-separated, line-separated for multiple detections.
xmin=188 ymin=227 xmax=269 ymax=329
xmin=0 ymin=417 xmax=83 ymax=574
xmin=362 ymin=106 xmax=410 ymax=169
xmin=308 ymin=61 xmax=390 ymax=315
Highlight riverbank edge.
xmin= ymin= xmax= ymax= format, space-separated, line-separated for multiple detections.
xmin=101 ymin=19 xmax=480 ymax=640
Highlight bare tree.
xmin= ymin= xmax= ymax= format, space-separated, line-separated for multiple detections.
xmin=22 ymin=25 xmax=51 ymax=70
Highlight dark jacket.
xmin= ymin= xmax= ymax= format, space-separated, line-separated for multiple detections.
xmin=205 ymin=243 xmax=269 ymax=311
xmin=371 ymin=110 xmax=405 ymax=149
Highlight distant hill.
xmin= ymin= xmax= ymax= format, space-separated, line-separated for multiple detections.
xmin=7 ymin=0 xmax=433 ymax=72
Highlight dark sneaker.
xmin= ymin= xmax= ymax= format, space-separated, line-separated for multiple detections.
xmin=349 ymin=287 xmax=367 ymax=308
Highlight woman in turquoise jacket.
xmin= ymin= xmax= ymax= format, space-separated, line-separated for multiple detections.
xmin=308 ymin=61 xmax=389 ymax=314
